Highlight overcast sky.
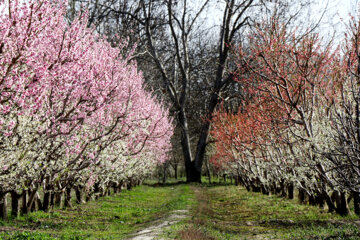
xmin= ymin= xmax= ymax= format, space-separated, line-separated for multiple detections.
xmin=316 ymin=0 xmax=354 ymax=36
xmin=0 ymin=0 xmax=356 ymax=43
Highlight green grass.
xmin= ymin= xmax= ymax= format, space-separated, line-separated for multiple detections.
xmin=0 ymin=183 xmax=194 ymax=240
xmin=2 ymin=182 xmax=360 ymax=240
xmin=167 ymin=185 xmax=360 ymax=240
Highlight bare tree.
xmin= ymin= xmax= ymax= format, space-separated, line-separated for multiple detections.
xmin=67 ymin=0 xmax=315 ymax=182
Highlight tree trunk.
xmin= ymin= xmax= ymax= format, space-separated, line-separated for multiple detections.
xmin=0 ymin=192 xmax=8 ymax=221
xmin=205 ymin=159 xmax=211 ymax=184
xmin=94 ymin=183 xmax=100 ymax=200
xmin=338 ymin=191 xmax=350 ymax=216
xmin=191 ymin=107 xmax=215 ymax=183
xmin=261 ymin=184 xmax=269 ymax=195
xmin=353 ymin=191 xmax=360 ymax=216
xmin=21 ymin=190 xmax=28 ymax=215
xmin=298 ymin=189 xmax=305 ymax=203
xmin=288 ymin=183 xmax=294 ymax=199
xmin=162 ymin=165 xmax=167 ymax=184
xmin=251 ymin=179 xmax=261 ymax=192
xmin=280 ymin=179 xmax=287 ymax=197
xmin=42 ymin=191 xmax=51 ymax=212
xmin=54 ymin=191 xmax=63 ymax=208
xmin=75 ymin=187 xmax=82 ymax=204
xmin=41 ymin=184 xmax=53 ymax=212
xmin=85 ymin=193 xmax=92 ymax=202
xmin=308 ymin=194 xmax=316 ymax=206
xmin=127 ymin=181 xmax=132 ymax=190
xmin=178 ymin=109 xmax=194 ymax=182
xmin=10 ymin=191 xmax=21 ymax=218
xmin=42 ymin=177 xmax=51 ymax=212
xmin=26 ymin=189 xmax=39 ymax=213
xmin=64 ymin=187 xmax=72 ymax=209
xmin=174 ymin=164 xmax=178 ymax=179
xmin=50 ymin=191 xmax=55 ymax=209
xmin=113 ymin=186 xmax=118 ymax=194
xmin=316 ymin=194 xmax=325 ymax=209
xmin=270 ymin=183 xmax=277 ymax=195
xmin=35 ymin=192 xmax=42 ymax=212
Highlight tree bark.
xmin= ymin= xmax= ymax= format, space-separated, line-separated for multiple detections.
xmin=85 ymin=193 xmax=92 ymax=202
xmin=325 ymin=198 xmax=336 ymax=213
xmin=316 ymin=193 xmax=325 ymax=209
xmin=162 ymin=165 xmax=167 ymax=184
xmin=127 ymin=181 xmax=132 ymax=190
xmin=280 ymin=179 xmax=287 ymax=197
xmin=35 ymin=192 xmax=42 ymax=212
xmin=64 ymin=187 xmax=72 ymax=208
xmin=0 ymin=192 xmax=8 ymax=221
xmin=42 ymin=191 xmax=51 ymax=212
xmin=54 ymin=191 xmax=63 ymax=208
xmin=21 ymin=190 xmax=28 ymax=215
xmin=288 ymin=183 xmax=294 ymax=199
xmin=10 ymin=191 xmax=21 ymax=218
xmin=261 ymin=184 xmax=269 ymax=195
xmin=191 ymin=92 xmax=220 ymax=183
xmin=26 ymin=188 xmax=39 ymax=213
xmin=353 ymin=191 xmax=360 ymax=216
xmin=174 ymin=164 xmax=178 ymax=179
xmin=308 ymin=193 xmax=317 ymax=206
xmin=338 ymin=191 xmax=350 ymax=216
xmin=50 ymin=191 xmax=55 ymax=209
xmin=75 ymin=186 xmax=83 ymax=204
xmin=205 ymin=158 xmax=211 ymax=184
xmin=298 ymin=189 xmax=305 ymax=203
xmin=178 ymin=109 xmax=194 ymax=182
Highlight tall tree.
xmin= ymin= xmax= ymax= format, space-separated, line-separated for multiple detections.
xmin=67 ymin=0 xmax=314 ymax=182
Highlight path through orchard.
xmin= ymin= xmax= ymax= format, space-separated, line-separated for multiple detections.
xmin=1 ymin=182 xmax=360 ymax=239
xmin=127 ymin=209 xmax=189 ymax=240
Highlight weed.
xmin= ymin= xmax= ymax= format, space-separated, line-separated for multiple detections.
xmin=178 ymin=225 xmax=215 ymax=240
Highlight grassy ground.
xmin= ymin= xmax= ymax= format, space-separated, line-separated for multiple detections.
xmin=165 ymin=184 xmax=360 ymax=240
xmin=0 ymin=183 xmax=194 ymax=239
xmin=1 ymin=181 xmax=360 ymax=239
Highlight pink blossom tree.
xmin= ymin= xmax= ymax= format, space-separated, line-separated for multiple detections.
xmin=0 ymin=0 xmax=173 ymax=219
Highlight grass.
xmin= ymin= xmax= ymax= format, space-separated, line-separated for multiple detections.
xmin=167 ymin=184 xmax=360 ymax=240
xmin=2 ymin=181 xmax=360 ymax=239
xmin=0 ymin=183 xmax=194 ymax=239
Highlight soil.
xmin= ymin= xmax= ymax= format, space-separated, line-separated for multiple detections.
xmin=127 ymin=209 xmax=189 ymax=240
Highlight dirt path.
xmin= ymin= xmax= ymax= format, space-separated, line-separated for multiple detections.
xmin=127 ymin=209 xmax=189 ymax=240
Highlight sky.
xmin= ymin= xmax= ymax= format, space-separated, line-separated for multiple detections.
xmin=315 ymin=0 xmax=354 ymax=37
xmin=0 ymin=0 xmax=356 ymax=42
xmin=202 ymin=0 xmax=355 ymax=38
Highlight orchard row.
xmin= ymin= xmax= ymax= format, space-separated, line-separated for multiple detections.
xmin=0 ymin=1 xmax=173 ymax=220
xmin=211 ymin=17 xmax=360 ymax=216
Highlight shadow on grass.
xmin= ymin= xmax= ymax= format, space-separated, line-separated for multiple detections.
xmin=260 ymin=219 xmax=353 ymax=228
xmin=144 ymin=181 xmax=234 ymax=188
xmin=143 ymin=181 xmax=187 ymax=187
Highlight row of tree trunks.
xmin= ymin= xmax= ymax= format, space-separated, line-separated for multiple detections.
xmin=0 ymin=180 xmax=136 ymax=220
xmin=235 ymin=175 xmax=357 ymax=216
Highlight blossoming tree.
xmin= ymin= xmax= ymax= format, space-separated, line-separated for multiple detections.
xmin=0 ymin=0 xmax=173 ymax=219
